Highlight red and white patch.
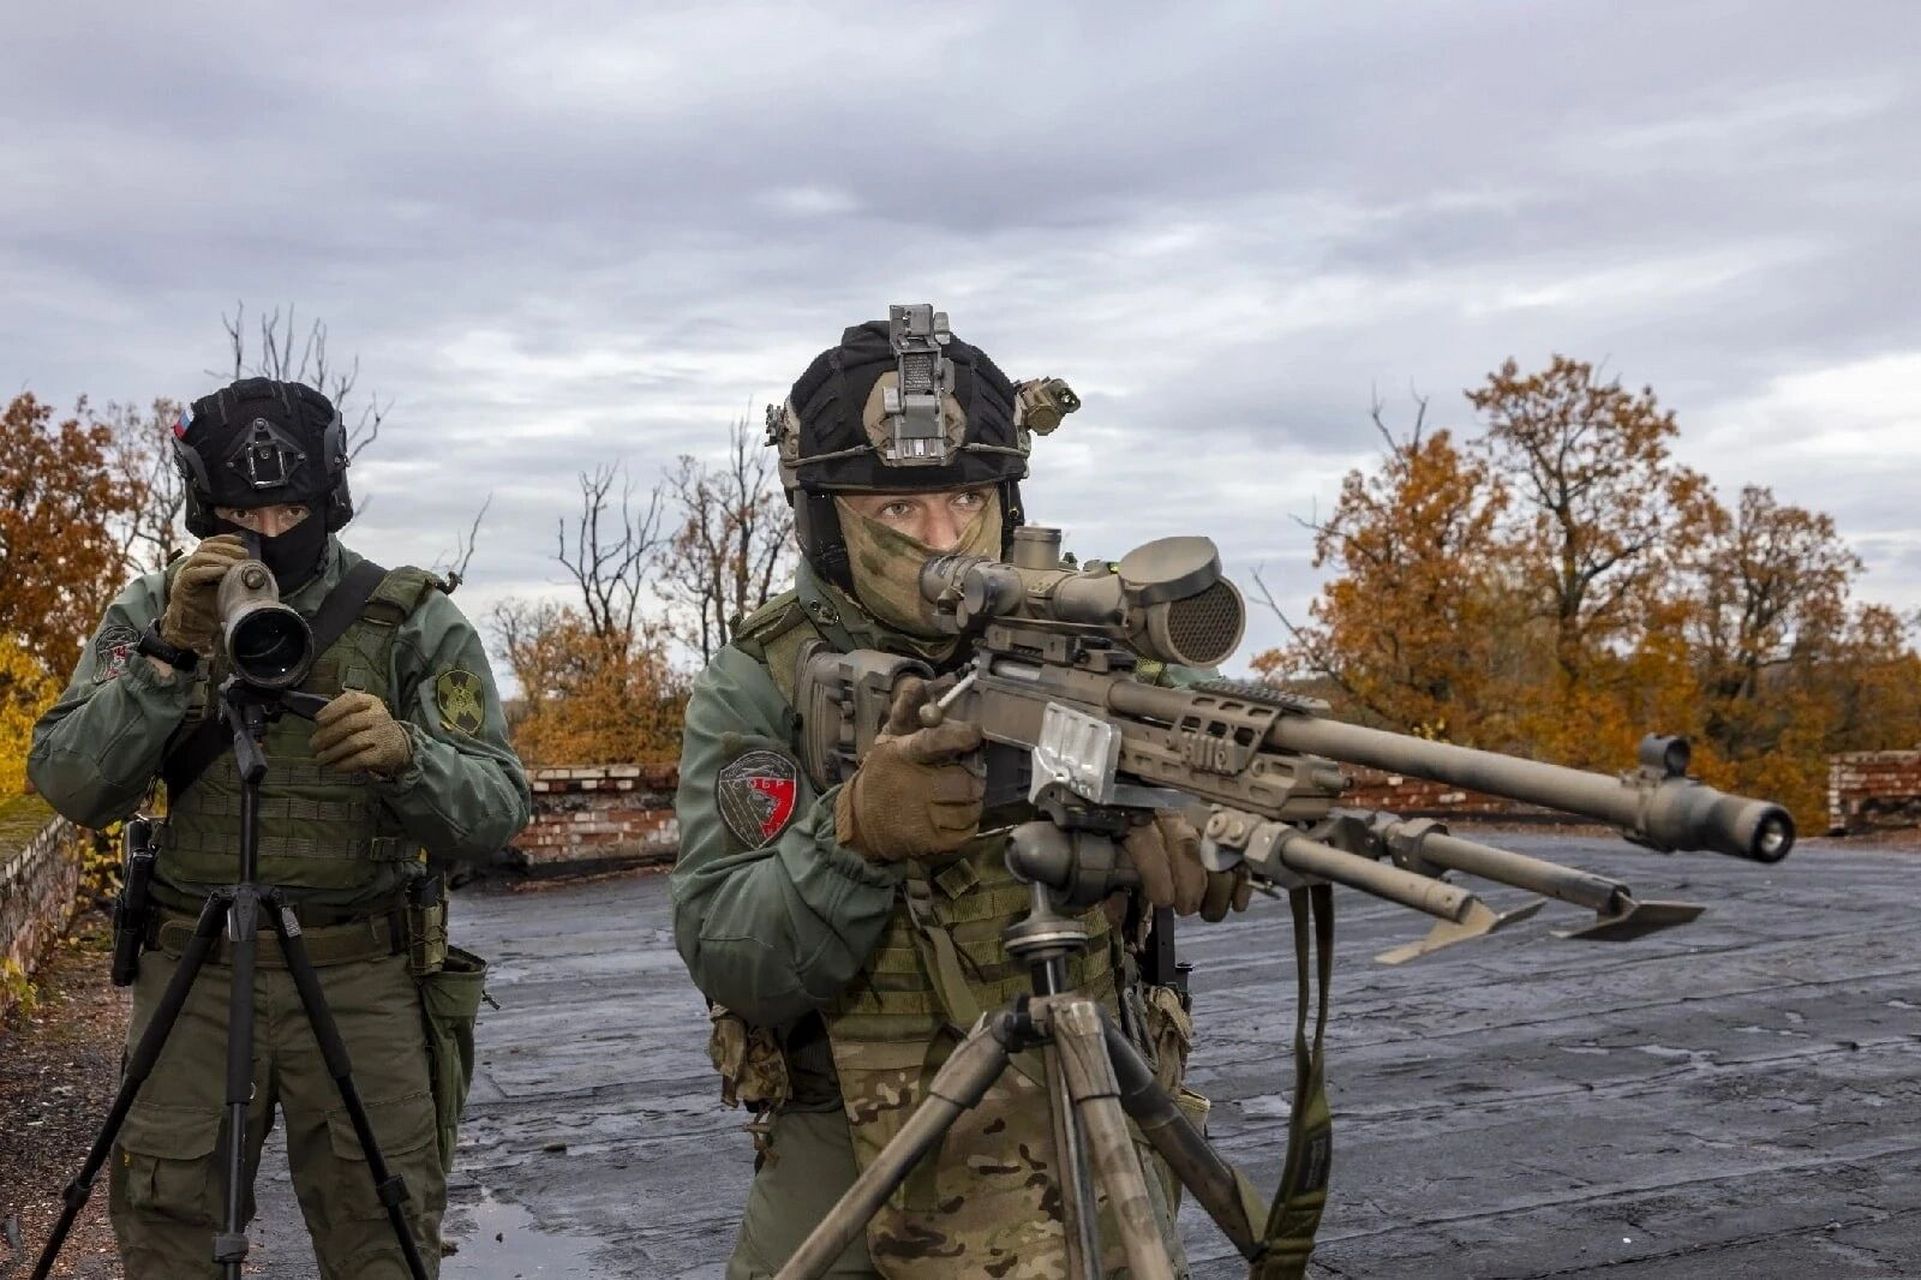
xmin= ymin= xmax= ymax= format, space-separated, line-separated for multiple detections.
xmin=717 ymin=749 xmax=801 ymax=846
xmin=92 ymin=623 xmax=140 ymax=683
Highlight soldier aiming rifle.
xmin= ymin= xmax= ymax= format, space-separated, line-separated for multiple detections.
xmin=673 ymin=305 xmax=1796 ymax=1280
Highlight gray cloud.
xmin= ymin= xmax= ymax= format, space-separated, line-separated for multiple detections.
xmin=4 ymin=0 xmax=1919 ymax=677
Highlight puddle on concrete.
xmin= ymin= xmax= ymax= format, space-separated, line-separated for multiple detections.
xmin=444 ymin=1189 xmax=605 ymax=1278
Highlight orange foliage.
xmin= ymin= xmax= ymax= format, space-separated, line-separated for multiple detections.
xmin=1 ymin=393 xmax=139 ymax=678
xmin=1255 ymin=358 xmax=1921 ymax=831
xmin=1255 ymin=402 xmax=1514 ymax=743
xmin=494 ymin=601 xmax=688 ymax=767
xmin=0 ymin=636 xmax=59 ymax=795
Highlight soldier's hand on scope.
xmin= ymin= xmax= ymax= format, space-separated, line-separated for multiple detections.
xmin=311 ymin=690 xmax=414 ymax=778
xmin=1125 ymin=811 xmax=1253 ymax=922
xmin=158 ymin=534 xmax=251 ymax=654
xmin=836 ymin=675 xmax=984 ymax=862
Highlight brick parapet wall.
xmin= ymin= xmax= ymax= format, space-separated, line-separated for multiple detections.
xmin=521 ymin=764 xmax=681 ymax=872
xmin=1828 ymin=751 xmax=1921 ymax=836
xmin=0 ymin=795 xmax=82 ymax=1018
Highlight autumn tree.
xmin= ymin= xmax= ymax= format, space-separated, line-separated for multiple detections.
xmin=0 ymin=393 xmax=139 ymax=792
xmin=494 ymin=464 xmax=685 ymax=766
xmin=1 ymin=394 xmax=138 ymax=677
xmin=1668 ymin=486 xmax=1921 ymax=818
xmin=1469 ymin=357 xmax=1710 ymax=676
xmin=658 ymin=417 xmax=795 ymax=663
xmin=0 ymin=637 xmax=59 ymax=794
xmin=1254 ymin=395 xmax=1515 ymax=741
xmin=1462 ymin=357 xmax=1716 ymax=765
xmin=1261 ymin=356 xmax=1921 ymax=831
xmin=493 ymin=600 xmax=687 ymax=767
xmin=98 ymin=396 xmax=190 ymax=573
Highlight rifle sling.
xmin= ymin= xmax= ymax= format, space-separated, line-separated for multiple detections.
xmin=1249 ymin=882 xmax=1335 ymax=1279
xmin=161 ymin=559 xmax=391 ymax=800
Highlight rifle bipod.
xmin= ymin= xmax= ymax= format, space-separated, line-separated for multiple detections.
xmin=30 ymin=680 xmax=431 ymax=1280
xmin=776 ymin=819 xmax=1297 ymax=1280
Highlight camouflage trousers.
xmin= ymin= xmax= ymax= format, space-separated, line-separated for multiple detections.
xmin=109 ymin=941 xmax=445 ymax=1279
xmin=726 ymin=1092 xmax=1190 ymax=1280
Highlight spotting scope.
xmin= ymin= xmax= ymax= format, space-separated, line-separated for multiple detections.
xmin=217 ymin=538 xmax=314 ymax=689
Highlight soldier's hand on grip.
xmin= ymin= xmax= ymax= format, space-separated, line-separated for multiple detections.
xmin=835 ymin=675 xmax=984 ymax=862
xmin=159 ymin=534 xmax=250 ymax=653
xmin=311 ymin=689 xmax=414 ymax=778
xmin=1125 ymin=810 xmax=1253 ymax=921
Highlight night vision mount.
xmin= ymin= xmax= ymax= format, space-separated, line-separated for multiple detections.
xmin=226 ymin=417 xmax=311 ymax=490
xmin=880 ymin=303 xmax=957 ymax=466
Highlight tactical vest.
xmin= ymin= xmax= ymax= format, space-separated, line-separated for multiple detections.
xmin=160 ymin=561 xmax=440 ymax=892
xmin=736 ymin=592 xmax=1183 ymax=1277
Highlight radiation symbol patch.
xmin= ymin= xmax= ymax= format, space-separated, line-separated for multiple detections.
xmin=92 ymin=623 xmax=140 ymax=683
xmin=434 ymin=668 xmax=487 ymax=736
xmin=717 ymin=750 xmax=801 ymax=848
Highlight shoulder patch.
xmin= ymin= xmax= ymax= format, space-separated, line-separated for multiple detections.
xmin=93 ymin=623 xmax=140 ymax=683
xmin=717 ymin=749 xmax=801 ymax=847
xmin=434 ymin=668 xmax=487 ymax=735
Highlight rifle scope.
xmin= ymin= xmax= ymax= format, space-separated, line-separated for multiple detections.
xmin=920 ymin=528 xmax=1246 ymax=667
xmin=217 ymin=554 xmax=314 ymax=690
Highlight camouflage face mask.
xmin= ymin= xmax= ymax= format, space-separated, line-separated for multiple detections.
xmin=835 ymin=492 xmax=1002 ymax=639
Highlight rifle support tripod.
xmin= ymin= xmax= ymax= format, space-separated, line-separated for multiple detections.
xmin=32 ymin=679 xmax=430 ymax=1280
xmin=776 ymin=818 xmax=1286 ymax=1280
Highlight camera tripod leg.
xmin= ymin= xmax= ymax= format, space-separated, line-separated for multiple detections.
xmin=30 ymin=894 xmax=229 ymax=1280
xmin=1044 ymin=1040 xmax=1103 ymax=1279
xmin=270 ymin=904 xmax=432 ymax=1280
xmin=213 ymin=887 xmax=265 ymax=1276
xmin=774 ymin=1013 xmax=1017 ymax=1280
xmin=1048 ymin=998 xmax=1177 ymax=1280
xmin=1101 ymin=1012 xmax=1261 ymax=1260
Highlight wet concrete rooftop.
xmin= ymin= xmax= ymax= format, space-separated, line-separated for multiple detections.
xmin=249 ymin=834 xmax=1921 ymax=1278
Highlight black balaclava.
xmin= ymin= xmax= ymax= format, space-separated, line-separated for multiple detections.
xmin=242 ymin=512 xmax=332 ymax=592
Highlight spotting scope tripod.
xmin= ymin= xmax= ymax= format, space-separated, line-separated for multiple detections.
xmin=31 ymin=676 xmax=431 ymax=1280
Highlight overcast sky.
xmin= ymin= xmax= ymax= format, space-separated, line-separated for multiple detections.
xmin=5 ymin=1 xmax=1918 ymax=685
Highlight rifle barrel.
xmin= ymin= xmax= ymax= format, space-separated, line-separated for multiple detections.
xmin=1266 ymin=716 xmax=1792 ymax=862
xmin=1100 ymin=681 xmax=1793 ymax=862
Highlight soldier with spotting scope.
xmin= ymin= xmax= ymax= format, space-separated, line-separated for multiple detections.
xmin=670 ymin=306 xmax=1248 ymax=1278
xmin=28 ymin=377 xmax=530 ymax=1277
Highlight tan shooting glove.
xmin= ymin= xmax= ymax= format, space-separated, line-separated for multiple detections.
xmin=159 ymin=534 xmax=251 ymax=653
xmin=1125 ymin=810 xmax=1253 ymax=922
xmin=310 ymin=690 xmax=414 ymax=778
xmin=835 ymin=675 xmax=985 ymax=862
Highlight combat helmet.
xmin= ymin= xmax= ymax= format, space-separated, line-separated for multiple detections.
xmin=172 ymin=377 xmax=353 ymax=588
xmin=767 ymin=303 xmax=1078 ymax=589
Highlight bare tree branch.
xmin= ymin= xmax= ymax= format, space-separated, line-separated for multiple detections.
xmin=434 ymin=492 xmax=494 ymax=590
xmin=210 ymin=300 xmax=391 ymax=461
xmin=557 ymin=462 xmax=665 ymax=647
xmin=655 ymin=413 xmax=796 ymax=662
